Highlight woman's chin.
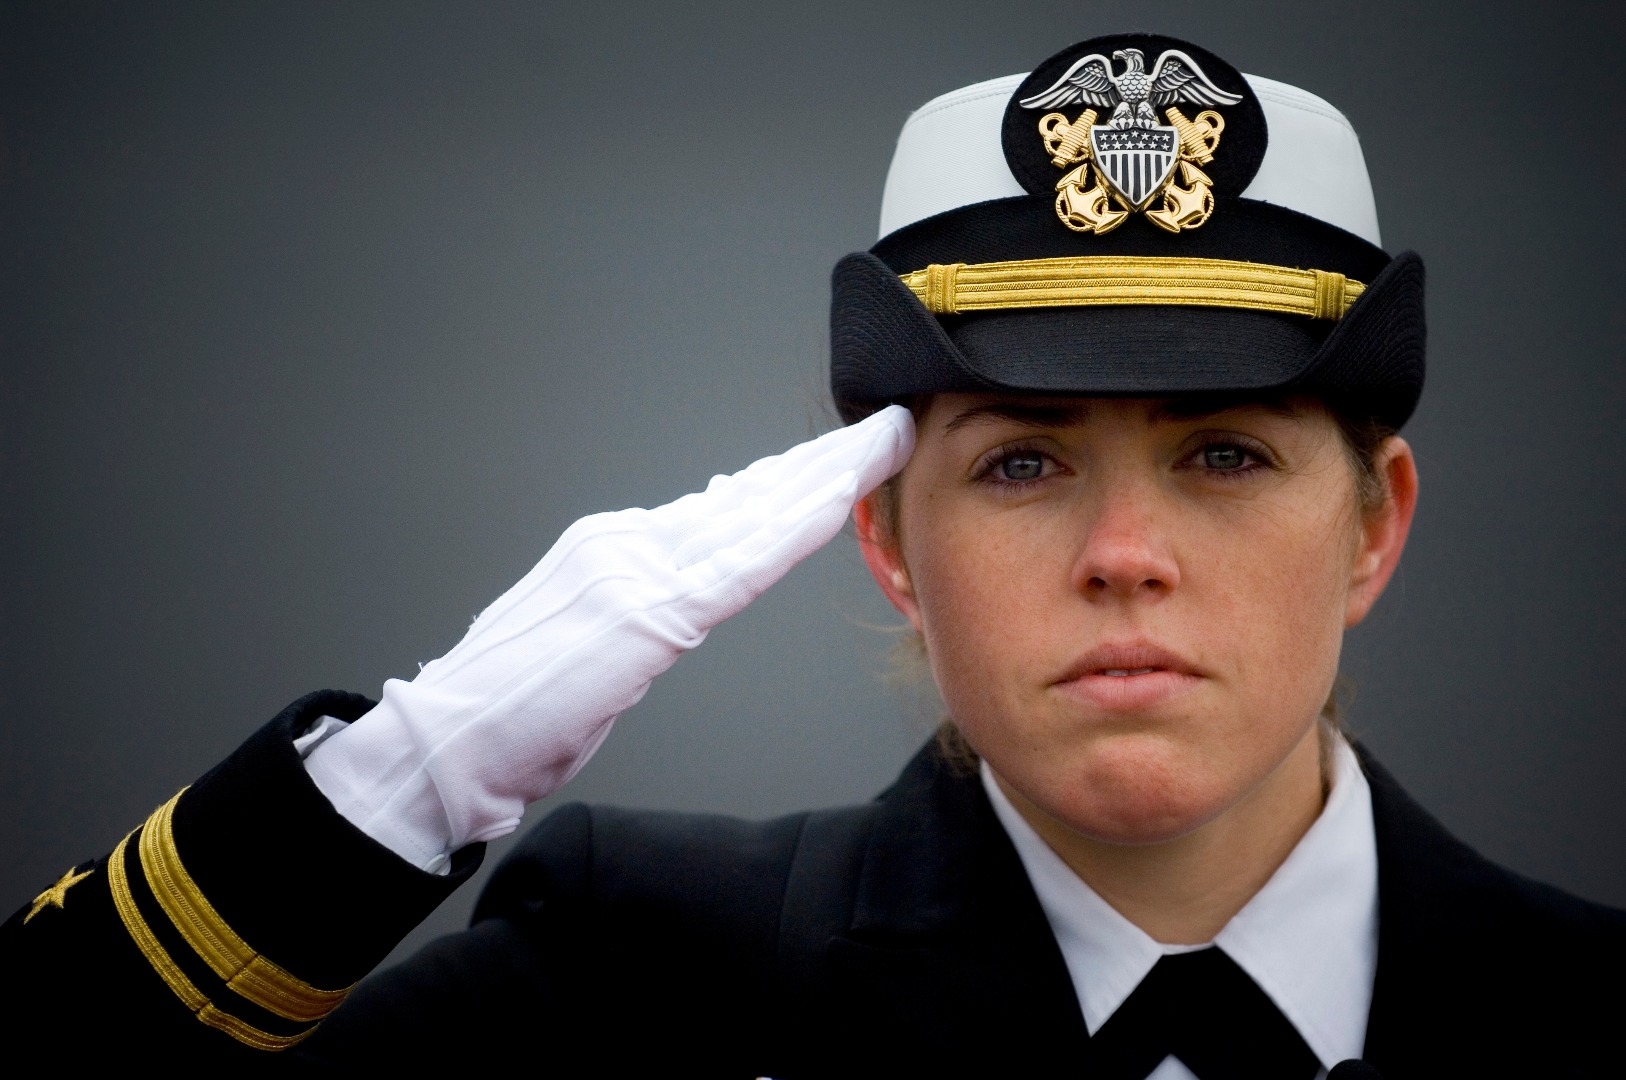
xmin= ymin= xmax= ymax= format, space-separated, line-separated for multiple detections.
xmin=1028 ymin=740 xmax=1241 ymax=846
xmin=1059 ymin=800 xmax=1223 ymax=847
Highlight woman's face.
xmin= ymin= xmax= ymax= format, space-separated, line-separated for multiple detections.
xmin=858 ymin=393 xmax=1414 ymax=848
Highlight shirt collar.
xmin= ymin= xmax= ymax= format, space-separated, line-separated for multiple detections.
xmin=981 ymin=738 xmax=1378 ymax=1069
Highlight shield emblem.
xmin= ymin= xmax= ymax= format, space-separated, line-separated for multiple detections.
xmin=1089 ymin=125 xmax=1178 ymax=210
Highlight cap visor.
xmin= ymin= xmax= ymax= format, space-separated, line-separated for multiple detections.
xmin=943 ymin=304 xmax=1332 ymax=395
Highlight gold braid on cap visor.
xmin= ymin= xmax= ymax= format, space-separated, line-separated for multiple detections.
xmin=901 ymin=256 xmax=1365 ymax=321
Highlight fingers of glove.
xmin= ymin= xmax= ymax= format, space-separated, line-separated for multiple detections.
xmin=441 ymin=407 xmax=912 ymax=645
xmin=844 ymin=403 xmax=917 ymax=495
xmin=712 ymin=403 xmax=912 ymax=510
xmin=420 ymin=563 xmax=692 ymax=685
xmin=662 ymin=466 xmax=869 ymax=630
xmin=422 ymin=407 xmax=913 ymax=678
xmin=422 ymin=467 xmax=857 ymax=692
xmin=665 ymin=405 xmax=914 ymax=568
xmin=669 ymin=408 xmax=913 ymax=600
xmin=657 ymin=404 xmax=914 ymax=529
xmin=437 ymin=507 xmax=677 ymax=661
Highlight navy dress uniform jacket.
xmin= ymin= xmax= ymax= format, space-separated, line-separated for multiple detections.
xmin=5 ymin=690 xmax=1623 ymax=1076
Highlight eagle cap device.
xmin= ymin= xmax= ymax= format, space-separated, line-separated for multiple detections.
xmin=831 ymin=33 xmax=1423 ymax=431
xmin=1004 ymin=36 xmax=1263 ymax=234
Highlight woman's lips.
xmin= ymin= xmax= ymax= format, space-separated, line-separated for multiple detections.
xmin=1053 ymin=644 xmax=1204 ymax=711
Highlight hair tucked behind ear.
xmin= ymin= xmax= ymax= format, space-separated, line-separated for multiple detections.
xmin=1332 ymin=410 xmax=1399 ymax=518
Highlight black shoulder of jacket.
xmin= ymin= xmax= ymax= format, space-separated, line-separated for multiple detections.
xmin=473 ymin=799 xmax=840 ymax=946
xmin=309 ymin=738 xmax=1082 ymax=1076
xmin=306 ymin=793 xmax=892 ymax=1071
xmin=1358 ymin=745 xmax=1626 ymax=1075
xmin=1 ymin=690 xmax=479 ymax=1061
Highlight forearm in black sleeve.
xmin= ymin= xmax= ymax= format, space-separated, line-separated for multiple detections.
xmin=1 ymin=690 xmax=483 ymax=1062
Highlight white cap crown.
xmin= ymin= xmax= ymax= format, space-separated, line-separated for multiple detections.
xmin=877 ymin=72 xmax=1381 ymax=247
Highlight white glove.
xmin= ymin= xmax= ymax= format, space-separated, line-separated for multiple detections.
xmin=304 ymin=406 xmax=915 ymax=871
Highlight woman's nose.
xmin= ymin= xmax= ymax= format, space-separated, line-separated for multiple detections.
xmin=1069 ymin=487 xmax=1181 ymax=599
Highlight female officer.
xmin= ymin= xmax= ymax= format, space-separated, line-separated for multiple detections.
xmin=5 ymin=33 xmax=1621 ymax=1077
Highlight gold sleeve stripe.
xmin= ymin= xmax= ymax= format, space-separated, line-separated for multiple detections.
xmin=900 ymin=256 xmax=1366 ymax=320
xmin=137 ymin=790 xmax=352 ymax=1023
xmin=107 ymin=830 xmax=313 ymax=1051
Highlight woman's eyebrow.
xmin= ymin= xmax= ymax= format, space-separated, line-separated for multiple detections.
xmin=944 ymin=401 xmax=1090 ymax=434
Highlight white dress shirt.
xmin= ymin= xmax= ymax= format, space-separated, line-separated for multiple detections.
xmin=980 ymin=737 xmax=1379 ymax=1079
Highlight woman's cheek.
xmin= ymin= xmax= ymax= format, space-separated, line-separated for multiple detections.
xmin=1215 ymin=507 xmax=1354 ymax=717
xmin=909 ymin=506 xmax=1051 ymax=701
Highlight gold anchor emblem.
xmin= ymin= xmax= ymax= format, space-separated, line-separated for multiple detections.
xmin=1145 ymin=159 xmax=1215 ymax=231
xmin=1018 ymin=47 xmax=1242 ymax=234
xmin=1038 ymin=106 xmax=1225 ymax=235
xmin=1053 ymin=162 xmax=1129 ymax=234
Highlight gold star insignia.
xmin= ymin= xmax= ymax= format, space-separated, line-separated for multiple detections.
xmin=24 ymin=865 xmax=94 ymax=924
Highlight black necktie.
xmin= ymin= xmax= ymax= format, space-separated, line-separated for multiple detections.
xmin=1084 ymin=947 xmax=1322 ymax=1080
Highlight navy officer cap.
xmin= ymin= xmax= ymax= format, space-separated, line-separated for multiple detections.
xmin=830 ymin=33 xmax=1424 ymax=429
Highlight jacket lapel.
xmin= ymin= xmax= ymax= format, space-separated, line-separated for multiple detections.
xmin=789 ymin=741 xmax=1086 ymax=1067
xmin=776 ymin=739 xmax=1603 ymax=1075
xmin=1359 ymin=746 xmax=1531 ymax=1072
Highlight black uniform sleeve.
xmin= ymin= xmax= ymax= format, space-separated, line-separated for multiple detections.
xmin=0 ymin=690 xmax=483 ymax=1062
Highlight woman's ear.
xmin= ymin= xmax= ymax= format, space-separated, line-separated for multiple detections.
xmin=1345 ymin=436 xmax=1419 ymax=627
xmin=853 ymin=492 xmax=923 ymax=631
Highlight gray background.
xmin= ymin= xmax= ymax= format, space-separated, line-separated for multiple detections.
xmin=3 ymin=1 xmax=1622 ymax=966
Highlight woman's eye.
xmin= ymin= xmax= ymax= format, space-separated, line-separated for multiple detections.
xmin=974 ymin=446 xmax=1056 ymax=488
xmin=1201 ymin=444 xmax=1249 ymax=470
xmin=998 ymin=452 xmax=1047 ymax=481
xmin=1186 ymin=437 xmax=1275 ymax=477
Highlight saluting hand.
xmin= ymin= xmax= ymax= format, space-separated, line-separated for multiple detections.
xmin=303 ymin=407 xmax=915 ymax=871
